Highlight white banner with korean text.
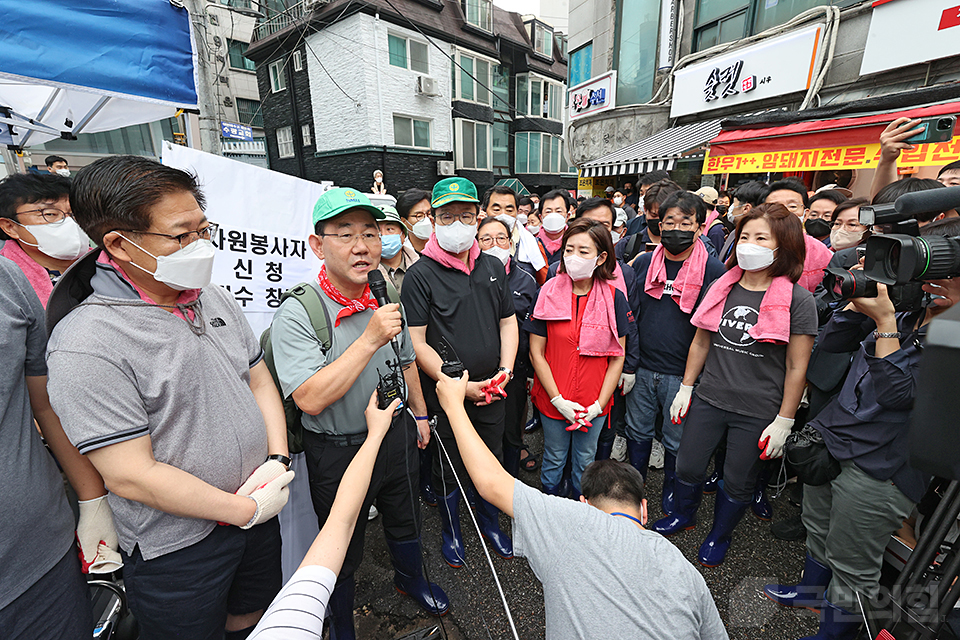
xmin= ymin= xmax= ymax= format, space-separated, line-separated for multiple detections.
xmin=161 ymin=141 xmax=325 ymax=336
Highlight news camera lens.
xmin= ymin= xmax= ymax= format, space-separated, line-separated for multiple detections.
xmin=864 ymin=235 xmax=960 ymax=284
xmin=822 ymin=267 xmax=877 ymax=302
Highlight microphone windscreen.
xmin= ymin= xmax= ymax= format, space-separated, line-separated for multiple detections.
xmin=895 ymin=186 xmax=960 ymax=218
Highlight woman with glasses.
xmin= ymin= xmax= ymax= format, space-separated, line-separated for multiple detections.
xmin=525 ymin=218 xmax=629 ymax=499
xmin=477 ymin=217 xmax=539 ymax=478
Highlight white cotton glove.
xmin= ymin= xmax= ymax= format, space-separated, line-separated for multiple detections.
xmin=551 ymin=395 xmax=585 ymax=424
xmin=759 ymin=415 xmax=795 ymax=460
xmin=618 ymin=372 xmax=636 ymax=396
xmin=241 ymin=470 xmax=295 ymax=530
xmin=77 ymin=495 xmax=123 ymax=574
xmin=669 ymin=384 xmax=694 ymax=424
xmin=578 ymin=401 xmax=603 ymax=427
xmin=236 ymin=460 xmax=288 ymax=497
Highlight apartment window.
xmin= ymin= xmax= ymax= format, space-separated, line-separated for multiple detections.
xmin=463 ymin=0 xmax=492 ymax=31
xmin=276 ymin=126 xmax=294 ymax=158
xmin=533 ymin=23 xmax=553 ymax=58
xmin=516 ymin=74 xmax=563 ymax=120
xmin=694 ymin=0 xmax=856 ymax=51
xmin=614 ymin=0 xmax=659 ymax=105
xmin=393 ymin=115 xmax=431 ymax=148
xmin=492 ymin=63 xmax=510 ymax=112
xmin=293 ymin=50 xmax=303 ymax=71
xmin=569 ymin=43 xmax=592 ymax=87
xmin=235 ymin=98 xmax=263 ymax=128
xmin=228 ymin=40 xmax=256 ymax=71
xmin=268 ymin=59 xmax=287 ymax=93
xmin=301 ymin=124 xmax=312 ymax=147
xmin=456 ymin=52 xmax=492 ymax=105
xmin=388 ymin=34 xmax=430 ymax=73
xmin=455 ymin=119 xmax=491 ymax=170
xmin=515 ymin=133 xmax=563 ymax=174
xmin=492 ymin=118 xmax=509 ymax=176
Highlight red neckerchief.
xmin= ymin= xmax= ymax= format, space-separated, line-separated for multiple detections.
xmin=317 ymin=264 xmax=379 ymax=326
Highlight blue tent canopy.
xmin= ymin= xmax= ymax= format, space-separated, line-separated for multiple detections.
xmin=0 ymin=0 xmax=198 ymax=147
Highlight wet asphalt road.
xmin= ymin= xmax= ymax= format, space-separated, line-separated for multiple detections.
xmin=349 ymin=428 xmax=820 ymax=639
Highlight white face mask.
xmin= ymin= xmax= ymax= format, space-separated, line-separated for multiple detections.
xmin=483 ymin=246 xmax=510 ymax=266
xmin=411 ymin=217 xmax=433 ymax=240
xmin=542 ymin=212 xmax=566 ymax=233
xmin=736 ymin=242 xmax=776 ymax=272
xmin=517 ymin=214 xmax=529 ymax=226
xmin=526 ymin=224 xmax=541 ymax=235
xmin=613 ymin=197 xmax=623 ymax=206
xmin=434 ymin=221 xmax=476 ymax=254
xmin=563 ymin=254 xmax=599 ymax=281
xmin=495 ymin=214 xmax=516 ymax=231
xmin=120 ymin=235 xmax=216 ymax=291
xmin=17 ymin=216 xmax=90 ymax=261
xmin=610 ymin=230 xmax=622 ymax=244
xmin=56 ymin=168 xmax=71 ymax=178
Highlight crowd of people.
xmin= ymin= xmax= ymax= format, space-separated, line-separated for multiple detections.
xmin=2 ymin=120 xmax=960 ymax=640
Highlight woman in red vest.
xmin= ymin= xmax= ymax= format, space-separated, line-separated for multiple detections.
xmin=526 ymin=218 xmax=629 ymax=499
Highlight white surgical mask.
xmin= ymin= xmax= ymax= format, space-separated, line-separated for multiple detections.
xmin=736 ymin=242 xmax=776 ymax=272
xmin=526 ymin=224 xmax=541 ymax=235
xmin=517 ymin=214 xmax=529 ymax=226
xmin=495 ymin=214 xmax=516 ymax=230
xmin=120 ymin=235 xmax=216 ymax=291
xmin=542 ymin=212 xmax=566 ymax=233
xmin=411 ymin=217 xmax=433 ymax=240
xmin=56 ymin=168 xmax=71 ymax=178
xmin=563 ymin=254 xmax=599 ymax=281
xmin=613 ymin=197 xmax=623 ymax=206
xmin=434 ymin=221 xmax=476 ymax=254
xmin=610 ymin=230 xmax=622 ymax=244
xmin=17 ymin=216 xmax=90 ymax=261
xmin=483 ymin=246 xmax=510 ymax=266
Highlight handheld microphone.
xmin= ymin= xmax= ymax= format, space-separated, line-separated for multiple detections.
xmin=895 ymin=185 xmax=960 ymax=218
xmin=367 ymin=270 xmax=401 ymax=358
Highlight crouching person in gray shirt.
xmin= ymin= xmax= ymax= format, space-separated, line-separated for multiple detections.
xmin=45 ymin=156 xmax=294 ymax=640
xmin=433 ymin=370 xmax=729 ymax=640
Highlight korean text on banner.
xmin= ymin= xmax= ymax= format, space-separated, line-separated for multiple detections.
xmin=161 ymin=141 xmax=325 ymax=335
xmin=703 ymin=135 xmax=960 ymax=174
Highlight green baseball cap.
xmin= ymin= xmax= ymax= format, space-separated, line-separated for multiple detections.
xmin=378 ymin=204 xmax=403 ymax=225
xmin=431 ymin=177 xmax=479 ymax=208
xmin=312 ymin=188 xmax=385 ymax=227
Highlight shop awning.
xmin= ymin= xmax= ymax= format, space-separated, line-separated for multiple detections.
xmin=704 ymin=99 xmax=960 ymax=174
xmin=580 ymin=119 xmax=722 ymax=178
xmin=494 ymin=178 xmax=530 ymax=196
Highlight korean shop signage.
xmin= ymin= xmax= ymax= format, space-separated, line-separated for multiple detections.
xmin=568 ymin=71 xmax=617 ymax=120
xmin=670 ymin=23 xmax=824 ymax=118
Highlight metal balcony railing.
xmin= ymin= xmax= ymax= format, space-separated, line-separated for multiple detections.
xmin=253 ymin=1 xmax=325 ymax=41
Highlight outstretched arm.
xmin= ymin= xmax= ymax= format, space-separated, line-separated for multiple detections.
xmin=436 ymin=371 xmax=515 ymax=517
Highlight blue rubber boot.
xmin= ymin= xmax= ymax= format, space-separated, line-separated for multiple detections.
xmin=752 ymin=462 xmax=773 ymax=521
xmin=385 ymin=538 xmax=450 ymax=617
xmin=327 ymin=578 xmax=357 ymax=640
xmin=764 ymin=553 xmax=832 ymax=610
xmin=651 ymin=480 xmax=702 ymax=536
xmin=420 ymin=449 xmax=436 ymax=507
xmin=542 ymin=483 xmax=564 ymax=496
xmin=476 ymin=497 xmax=513 ymax=559
xmin=437 ymin=489 xmax=466 ymax=568
xmin=662 ymin=450 xmax=677 ymax=514
xmin=594 ymin=438 xmax=613 ymax=461
xmin=798 ymin=598 xmax=862 ymax=640
xmin=698 ymin=487 xmax=748 ymax=567
xmin=626 ymin=438 xmax=652 ymax=484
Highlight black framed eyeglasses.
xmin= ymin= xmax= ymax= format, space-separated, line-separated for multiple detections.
xmin=132 ymin=222 xmax=219 ymax=248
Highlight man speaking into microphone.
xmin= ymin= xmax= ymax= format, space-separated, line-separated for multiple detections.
xmin=270 ymin=188 xmax=448 ymax=639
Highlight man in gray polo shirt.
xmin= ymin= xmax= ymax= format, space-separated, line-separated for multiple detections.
xmin=270 ymin=188 xmax=448 ymax=640
xmin=46 ymin=156 xmax=294 ymax=640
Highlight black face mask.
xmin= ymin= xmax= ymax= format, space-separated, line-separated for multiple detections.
xmin=647 ymin=217 xmax=661 ymax=237
xmin=715 ymin=204 xmax=728 ymax=215
xmin=804 ymin=218 xmax=832 ymax=238
xmin=659 ymin=229 xmax=697 ymax=256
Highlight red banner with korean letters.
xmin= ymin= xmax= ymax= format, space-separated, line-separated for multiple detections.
xmin=703 ymin=135 xmax=960 ymax=174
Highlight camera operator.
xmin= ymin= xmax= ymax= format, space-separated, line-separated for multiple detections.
xmin=764 ymin=219 xmax=960 ymax=639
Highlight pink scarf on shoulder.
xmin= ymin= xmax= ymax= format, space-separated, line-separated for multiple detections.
xmin=643 ymin=240 xmax=708 ymax=314
xmin=421 ymin=234 xmax=480 ymax=275
xmin=691 ymin=266 xmax=794 ymax=344
xmin=1 ymin=240 xmax=54 ymax=307
xmin=532 ymin=273 xmax=624 ymax=357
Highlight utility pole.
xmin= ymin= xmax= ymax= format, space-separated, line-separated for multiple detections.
xmin=182 ymin=0 xmax=222 ymax=155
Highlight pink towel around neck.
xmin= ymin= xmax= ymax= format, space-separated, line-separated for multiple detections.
xmin=421 ymin=234 xmax=480 ymax=275
xmin=532 ymin=273 xmax=624 ymax=357
xmin=611 ymin=262 xmax=627 ymax=296
xmin=1 ymin=240 xmax=54 ymax=307
xmin=798 ymin=233 xmax=833 ymax=293
xmin=538 ymin=227 xmax=564 ymax=255
xmin=690 ymin=266 xmax=794 ymax=344
xmin=644 ymin=240 xmax=709 ymax=314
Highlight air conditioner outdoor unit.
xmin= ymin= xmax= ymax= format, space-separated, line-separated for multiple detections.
xmin=418 ymin=76 xmax=440 ymax=96
xmin=437 ymin=160 xmax=455 ymax=176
